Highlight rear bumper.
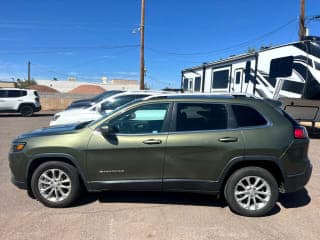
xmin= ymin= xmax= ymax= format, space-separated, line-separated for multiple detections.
xmin=284 ymin=163 xmax=312 ymax=193
xmin=34 ymin=106 xmax=41 ymax=112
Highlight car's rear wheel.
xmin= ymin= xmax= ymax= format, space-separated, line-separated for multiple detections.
xmin=31 ymin=161 xmax=81 ymax=208
xmin=20 ymin=105 xmax=34 ymax=117
xmin=224 ymin=167 xmax=278 ymax=217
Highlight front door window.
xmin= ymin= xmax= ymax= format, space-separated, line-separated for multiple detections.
xmin=109 ymin=103 xmax=170 ymax=134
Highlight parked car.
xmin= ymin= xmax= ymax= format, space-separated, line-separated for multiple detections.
xmin=0 ymin=88 xmax=41 ymax=116
xmin=9 ymin=94 xmax=312 ymax=216
xmin=66 ymin=90 xmax=124 ymax=110
xmin=50 ymin=91 xmax=166 ymax=126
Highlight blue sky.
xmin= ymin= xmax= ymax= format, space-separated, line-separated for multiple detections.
xmin=0 ymin=0 xmax=320 ymax=89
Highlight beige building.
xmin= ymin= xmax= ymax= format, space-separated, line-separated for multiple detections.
xmin=36 ymin=79 xmax=139 ymax=93
xmin=0 ymin=81 xmax=16 ymax=88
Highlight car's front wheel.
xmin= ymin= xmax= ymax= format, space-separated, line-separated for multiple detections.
xmin=31 ymin=161 xmax=81 ymax=208
xmin=224 ymin=167 xmax=279 ymax=217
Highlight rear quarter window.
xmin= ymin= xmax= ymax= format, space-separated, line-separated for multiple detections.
xmin=8 ymin=90 xmax=22 ymax=97
xmin=232 ymin=105 xmax=267 ymax=127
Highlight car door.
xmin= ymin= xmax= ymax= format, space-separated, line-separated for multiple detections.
xmin=0 ymin=90 xmax=8 ymax=110
xmin=6 ymin=90 xmax=23 ymax=110
xmin=163 ymin=102 xmax=245 ymax=192
xmin=86 ymin=102 xmax=172 ymax=190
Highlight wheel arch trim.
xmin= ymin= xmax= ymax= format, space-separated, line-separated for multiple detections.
xmin=217 ymin=155 xmax=285 ymax=190
xmin=26 ymin=153 xmax=88 ymax=190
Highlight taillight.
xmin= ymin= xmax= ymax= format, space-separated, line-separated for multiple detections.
xmin=294 ymin=126 xmax=308 ymax=139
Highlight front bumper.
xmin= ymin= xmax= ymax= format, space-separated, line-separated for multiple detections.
xmin=11 ymin=176 xmax=27 ymax=189
xmin=284 ymin=163 xmax=312 ymax=193
xmin=9 ymin=151 xmax=28 ymax=190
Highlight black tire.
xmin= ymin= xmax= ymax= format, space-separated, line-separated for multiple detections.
xmin=224 ymin=167 xmax=278 ymax=217
xmin=20 ymin=105 xmax=34 ymax=117
xmin=31 ymin=161 xmax=81 ymax=208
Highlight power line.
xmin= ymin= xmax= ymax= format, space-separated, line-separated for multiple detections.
xmin=68 ymin=47 xmax=137 ymax=68
xmin=147 ymin=18 xmax=298 ymax=57
xmin=0 ymin=44 xmax=139 ymax=55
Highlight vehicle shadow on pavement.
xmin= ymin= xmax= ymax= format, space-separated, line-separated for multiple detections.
xmin=0 ymin=113 xmax=54 ymax=118
xmin=278 ymin=188 xmax=311 ymax=208
xmin=74 ymin=191 xmax=227 ymax=208
xmin=306 ymin=127 xmax=320 ymax=139
xmin=72 ymin=189 xmax=310 ymax=216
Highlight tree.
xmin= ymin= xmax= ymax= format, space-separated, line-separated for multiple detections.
xmin=16 ymin=79 xmax=37 ymax=88
xmin=247 ymin=47 xmax=256 ymax=53
xmin=53 ymin=77 xmax=58 ymax=81
xmin=144 ymin=82 xmax=150 ymax=90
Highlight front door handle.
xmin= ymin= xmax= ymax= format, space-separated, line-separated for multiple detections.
xmin=143 ymin=139 xmax=162 ymax=145
xmin=218 ymin=137 xmax=238 ymax=143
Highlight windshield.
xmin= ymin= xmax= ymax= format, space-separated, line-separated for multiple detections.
xmin=66 ymin=102 xmax=92 ymax=110
xmin=98 ymin=95 xmax=139 ymax=114
xmin=309 ymin=41 xmax=320 ymax=58
xmin=91 ymin=90 xmax=123 ymax=103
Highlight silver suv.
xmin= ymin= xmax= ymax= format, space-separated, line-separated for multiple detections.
xmin=0 ymin=88 xmax=41 ymax=116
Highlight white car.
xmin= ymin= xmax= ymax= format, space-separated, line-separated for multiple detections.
xmin=0 ymin=88 xmax=41 ymax=116
xmin=50 ymin=91 xmax=167 ymax=126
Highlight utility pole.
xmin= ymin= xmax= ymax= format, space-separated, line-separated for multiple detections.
xmin=28 ymin=61 xmax=31 ymax=83
xmin=299 ymin=0 xmax=306 ymax=41
xmin=139 ymin=0 xmax=145 ymax=90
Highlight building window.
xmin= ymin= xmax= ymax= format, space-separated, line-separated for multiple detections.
xmin=188 ymin=80 xmax=193 ymax=90
xmin=235 ymin=71 xmax=241 ymax=84
xmin=212 ymin=69 xmax=229 ymax=89
xmin=194 ymin=77 xmax=201 ymax=92
xmin=281 ymin=80 xmax=304 ymax=94
xmin=183 ymin=78 xmax=189 ymax=90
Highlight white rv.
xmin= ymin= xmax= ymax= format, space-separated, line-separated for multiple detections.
xmin=181 ymin=36 xmax=320 ymax=125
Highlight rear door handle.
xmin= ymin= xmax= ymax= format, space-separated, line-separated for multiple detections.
xmin=143 ymin=139 xmax=162 ymax=145
xmin=218 ymin=137 xmax=238 ymax=143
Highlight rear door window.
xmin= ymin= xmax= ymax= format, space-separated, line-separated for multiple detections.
xmin=175 ymin=103 xmax=228 ymax=131
xmin=231 ymin=105 xmax=267 ymax=127
xmin=8 ymin=90 xmax=22 ymax=97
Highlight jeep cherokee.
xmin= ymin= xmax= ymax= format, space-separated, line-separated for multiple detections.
xmin=9 ymin=94 xmax=312 ymax=217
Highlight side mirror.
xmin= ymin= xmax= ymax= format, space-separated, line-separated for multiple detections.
xmin=99 ymin=125 xmax=115 ymax=135
xmin=96 ymin=104 xmax=101 ymax=112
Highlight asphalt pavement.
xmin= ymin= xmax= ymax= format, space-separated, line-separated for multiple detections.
xmin=0 ymin=112 xmax=319 ymax=240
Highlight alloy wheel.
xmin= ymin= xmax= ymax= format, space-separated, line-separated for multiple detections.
xmin=234 ymin=176 xmax=271 ymax=211
xmin=38 ymin=169 xmax=72 ymax=203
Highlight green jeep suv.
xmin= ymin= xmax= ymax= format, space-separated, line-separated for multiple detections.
xmin=9 ymin=95 xmax=312 ymax=217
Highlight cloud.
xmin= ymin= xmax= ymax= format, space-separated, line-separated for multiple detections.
xmin=114 ymin=71 xmax=139 ymax=77
xmin=57 ymin=51 xmax=74 ymax=56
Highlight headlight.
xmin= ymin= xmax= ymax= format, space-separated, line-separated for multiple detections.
xmin=52 ymin=115 xmax=60 ymax=121
xmin=12 ymin=142 xmax=26 ymax=152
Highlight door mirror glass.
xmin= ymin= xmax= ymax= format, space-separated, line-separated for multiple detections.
xmin=95 ymin=104 xmax=101 ymax=112
xmin=270 ymin=56 xmax=293 ymax=78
